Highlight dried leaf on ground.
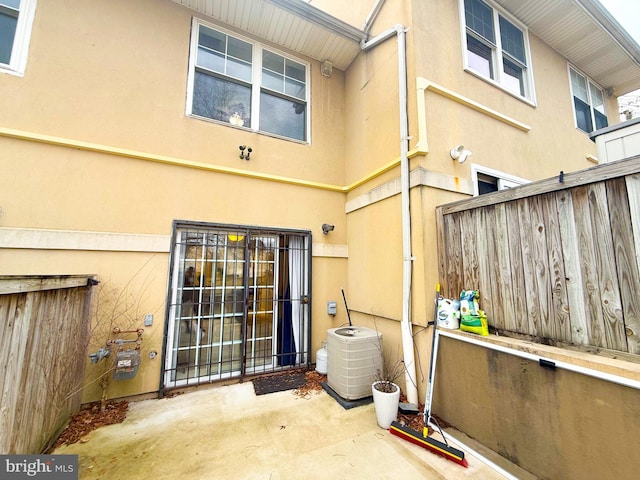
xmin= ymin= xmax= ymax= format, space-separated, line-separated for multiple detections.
xmin=294 ymin=370 xmax=326 ymax=398
xmin=52 ymin=401 xmax=129 ymax=449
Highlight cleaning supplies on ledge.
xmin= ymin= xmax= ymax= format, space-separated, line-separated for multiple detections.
xmin=437 ymin=297 xmax=461 ymax=329
xmin=459 ymin=289 xmax=489 ymax=336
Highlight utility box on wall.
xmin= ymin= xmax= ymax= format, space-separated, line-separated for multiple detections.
xmin=114 ymin=350 xmax=141 ymax=380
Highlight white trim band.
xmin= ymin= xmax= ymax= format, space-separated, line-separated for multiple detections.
xmin=438 ymin=329 xmax=640 ymax=390
xmin=0 ymin=227 xmax=170 ymax=253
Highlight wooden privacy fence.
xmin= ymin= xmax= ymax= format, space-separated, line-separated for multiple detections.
xmin=436 ymin=156 xmax=640 ymax=355
xmin=0 ymin=275 xmax=96 ymax=454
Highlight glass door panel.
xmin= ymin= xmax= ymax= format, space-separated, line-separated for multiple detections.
xmin=168 ymin=229 xmax=246 ymax=384
xmin=245 ymin=235 xmax=278 ymax=372
xmin=164 ymin=224 xmax=310 ymax=389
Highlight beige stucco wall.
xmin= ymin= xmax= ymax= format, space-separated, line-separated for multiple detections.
xmin=0 ymin=0 xmax=347 ymax=186
xmin=0 ymin=0 xmax=353 ymax=403
xmin=336 ymin=0 xmax=615 ymax=407
xmin=0 ymin=0 xmax=626 ymax=409
xmin=410 ymin=0 xmax=600 ymax=180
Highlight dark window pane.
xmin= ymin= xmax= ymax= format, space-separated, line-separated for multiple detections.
xmin=260 ymin=92 xmax=306 ymax=141
xmin=499 ymin=16 xmax=525 ymax=64
xmin=228 ymin=37 xmax=252 ymax=63
xmin=0 ymin=12 xmax=18 ymax=65
xmin=1 ymin=1 xmax=21 ymax=9
xmin=594 ymin=110 xmax=608 ymax=130
xmin=285 ymin=59 xmax=306 ymax=82
xmin=574 ymin=96 xmax=593 ymax=133
xmin=465 ymin=0 xmax=494 ymax=43
xmin=467 ymin=34 xmax=493 ymax=79
xmin=193 ymin=71 xmax=251 ymax=126
xmin=263 ymin=50 xmax=284 ymax=74
xmin=478 ymin=180 xmax=498 ymax=195
xmin=199 ymin=26 xmax=226 ymax=53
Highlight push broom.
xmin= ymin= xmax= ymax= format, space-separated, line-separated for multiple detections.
xmin=389 ymin=284 xmax=469 ymax=468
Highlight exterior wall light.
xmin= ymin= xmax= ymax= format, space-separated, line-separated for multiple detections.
xmin=322 ymin=223 xmax=335 ymax=234
xmin=321 ymin=60 xmax=333 ymax=78
xmin=239 ymin=145 xmax=252 ymax=160
xmin=450 ymin=144 xmax=472 ymax=163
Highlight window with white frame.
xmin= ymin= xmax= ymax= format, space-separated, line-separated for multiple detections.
xmin=569 ymin=66 xmax=608 ymax=134
xmin=461 ymin=0 xmax=533 ymax=100
xmin=188 ymin=20 xmax=309 ymax=142
xmin=472 ymin=165 xmax=529 ymax=196
xmin=0 ymin=0 xmax=37 ymax=76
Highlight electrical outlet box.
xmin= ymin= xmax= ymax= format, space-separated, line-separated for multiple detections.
xmin=327 ymin=301 xmax=337 ymax=315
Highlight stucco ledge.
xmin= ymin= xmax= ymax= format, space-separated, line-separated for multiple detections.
xmin=437 ymin=328 xmax=640 ymax=384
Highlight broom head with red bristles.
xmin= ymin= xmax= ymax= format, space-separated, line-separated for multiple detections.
xmin=389 ymin=421 xmax=469 ymax=468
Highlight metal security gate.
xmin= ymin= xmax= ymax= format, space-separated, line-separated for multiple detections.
xmin=163 ymin=222 xmax=311 ymax=388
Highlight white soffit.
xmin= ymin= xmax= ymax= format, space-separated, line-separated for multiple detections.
xmin=495 ymin=0 xmax=640 ymax=95
xmin=170 ymin=0 xmax=366 ymax=71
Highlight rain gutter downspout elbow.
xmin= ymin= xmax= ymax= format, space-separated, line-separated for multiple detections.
xmin=361 ymin=25 xmax=418 ymax=406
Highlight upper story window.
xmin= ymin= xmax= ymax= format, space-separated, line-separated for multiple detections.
xmin=569 ymin=66 xmax=608 ymax=134
xmin=0 ymin=0 xmax=37 ymax=76
xmin=461 ymin=0 xmax=534 ymax=102
xmin=187 ymin=19 xmax=309 ymax=142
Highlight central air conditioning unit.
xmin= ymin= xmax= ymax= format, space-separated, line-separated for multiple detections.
xmin=326 ymin=326 xmax=382 ymax=400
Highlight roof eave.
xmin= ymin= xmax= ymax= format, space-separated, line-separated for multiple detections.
xmin=579 ymin=0 xmax=640 ymax=66
xmin=266 ymin=0 xmax=368 ymax=44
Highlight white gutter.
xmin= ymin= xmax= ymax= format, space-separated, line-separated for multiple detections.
xmin=361 ymin=0 xmax=386 ymax=34
xmin=362 ymin=25 xmax=419 ymax=406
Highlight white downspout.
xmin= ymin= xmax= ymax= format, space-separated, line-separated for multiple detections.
xmin=362 ymin=25 xmax=418 ymax=406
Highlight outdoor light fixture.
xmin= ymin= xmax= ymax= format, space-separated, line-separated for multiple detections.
xmin=450 ymin=144 xmax=472 ymax=163
xmin=239 ymin=145 xmax=252 ymax=160
xmin=321 ymin=60 xmax=333 ymax=78
xmin=322 ymin=223 xmax=335 ymax=234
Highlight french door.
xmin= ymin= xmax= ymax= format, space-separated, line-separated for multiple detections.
xmin=163 ymin=222 xmax=311 ymax=388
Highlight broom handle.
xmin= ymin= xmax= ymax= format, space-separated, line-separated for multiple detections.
xmin=341 ymin=288 xmax=352 ymax=327
xmin=424 ymin=283 xmax=441 ymax=429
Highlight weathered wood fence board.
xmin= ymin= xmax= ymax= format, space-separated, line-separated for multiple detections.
xmin=436 ymin=156 xmax=640 ymax=355
xmin=0 ymin=276 xmax=95 ymax=454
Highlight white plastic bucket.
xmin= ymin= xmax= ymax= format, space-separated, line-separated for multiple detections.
xmin=315 ymin=342 xmax=328 ymax=374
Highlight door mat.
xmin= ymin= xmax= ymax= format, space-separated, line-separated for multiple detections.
xmin=252 ymin=371 xmax=307 ymax=395
xmin=321 ymin=382 xmax=373 ymax=410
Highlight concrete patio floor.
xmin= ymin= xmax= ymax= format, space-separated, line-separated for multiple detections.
xmin=53 ymin=382 xmax=534 ymax=479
